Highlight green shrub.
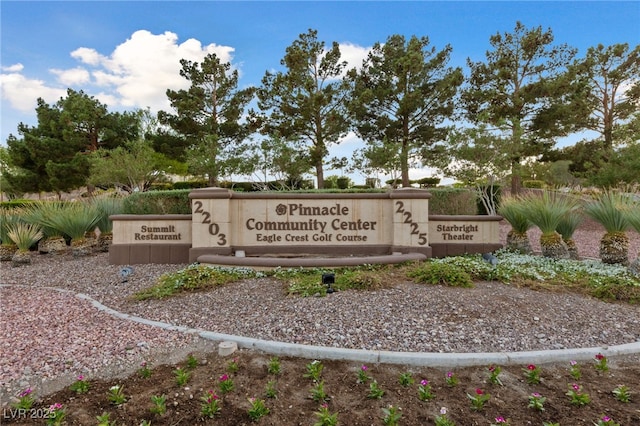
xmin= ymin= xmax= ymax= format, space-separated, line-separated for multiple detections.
xmin=416 ymin=177 xmax=441 ymax=188
xmin=0 ymin=199 xmax=35 ymax=210
xmin=123 ymin=190 xmax=191 ymax=214
xmin=172 ymin=181 xmax=209 ymax=190
xmin=428 ymin=188 xmax=478 ymax=215
xmin=523 ymin=180 xmax=545 ymax=189
xmin=406 ymin=262 xmax=474 ymax=287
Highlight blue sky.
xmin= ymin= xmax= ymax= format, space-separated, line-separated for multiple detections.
xmin=1 ymin=1 xmax=639 ymax=183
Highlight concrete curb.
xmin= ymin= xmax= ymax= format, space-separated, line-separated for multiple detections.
xmin=72 ymin=289 xmax=640 ymax=367
xmin=4 ymin=284 xmax=639 ymax=367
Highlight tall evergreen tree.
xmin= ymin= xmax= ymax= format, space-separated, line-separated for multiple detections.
xmin=349 ymin=34 xmax=463 ymax=187
xmin=159 ymin=53 xmax=255 ymax=186
xmin=256 ymin=29 xmax=351 ymax=189
xmin=573 ymin=43 xmax=640 ymax=159
xmin=462 ymin=22 xmax=587 ymax=194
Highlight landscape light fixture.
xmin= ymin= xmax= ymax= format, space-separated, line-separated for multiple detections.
xmin=120 ymin=266 xmax=134 ymax=283
xmin=322 ymin=273 xmax=335 ymax=294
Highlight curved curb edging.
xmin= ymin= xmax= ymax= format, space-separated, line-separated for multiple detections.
xmin=70 ymin=291 xmax=640 ymax=368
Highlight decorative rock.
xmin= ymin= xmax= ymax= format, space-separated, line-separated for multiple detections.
xmin=218 ymin=341 xmax=238 ymax=356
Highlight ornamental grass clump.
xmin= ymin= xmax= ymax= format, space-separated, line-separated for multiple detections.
xmin=0 ymin=211 xmax=21 ymax=260
xmin=517 ymin=191 xmax=580 ymax=259
xmin=498 ymin=196 xmax=533 ymax=254
xmin=91 ymin=196 xmax=125 ymax=252
xmin=23 ymin=201 xmax=69 ymax=254
xmin=38 ymin=201 xmax=101 ymax=256
xmin=6 ymin=222 xmax=43 ymax=266
xmin=556 ymin=209 xmax=584 ymax=260
xmin=584 ymin=190 xmax=632 ymax=265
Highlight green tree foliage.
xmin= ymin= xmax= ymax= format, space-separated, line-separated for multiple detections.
xmin=256 ymin=29 xmax=351 ymax=189
xmin=3 ymin=90 xmax=138 ymax=196
xmin=462 ymin=22 xmax=587 ymax=194
xmin=159 ymin=53 xmax=256 ymax=186
xmin=250 ymin=137 xmax=312 ymax=190
xmin=588 ymin=142 xmax=640 ymax=186
xmin=349 ymin=34 xmax=463 ymax=187
xmin=572 ymin=43 xmax=640 ymax=158
xmin=88 ymin=139 xmax=177 ymax=193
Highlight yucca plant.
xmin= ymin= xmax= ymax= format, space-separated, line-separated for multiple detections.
xmin=0 ymin=210 xmax=21 ymax=261
xmin=584 ymin=190 xmax=631 ymax=265
xmin=24 ymin=201 xmax=70 ymax=254
xmin=623 ymin=205 xmax=640 ymax=275
xmin=91 ymin=197 xmax=125 ymax=252
xmin=6 ymin=222 xmax=43 ymax=266
xmin=517 ymin=191 xmax=580 ymax=259
xmin=38 ymin=202 xmax=101 ymax=257
xmin=556 ymin=209 xmax=584 ymax=260
xmin=497 ymin=196 xmax=534 ymax=254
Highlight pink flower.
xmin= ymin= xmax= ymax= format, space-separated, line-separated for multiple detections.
xmin=570 ymin=360 xmax=577 ymax=366
xmin=321 ymin=403 xmax=329 ymax=409
xmin=527 ymin=364 xmax=536 ymax=370
xmin=77 ymin=375 xmax=85 ymax=381
xmin=532 ymin=392 xmax=541 ymax=397
xmin=18 ymin=388 xmax=32 ymax=397
xmin=572 ymin=384 xmax=580 ymax=391
xmin=446 ymin=371 xmax=453 ymax=378
xmin=488 ymin=365 xmax=496 ymax=372
xmin=602 ymin=416 xmax=611 ymax=421
xmin=475 ymin=388 xmax=484 ymax=395
xmin=361 ymin=365 xmax=368 ymax=371
xmin=420 ymin=379 xmax=428 ymax=386
xmin=49 ymin=403 xmax=63 ymax=410
xmin=495 ymin=417 xmax=507 ymax=423
xmin=219 ymin=374 xmax=229 ymax=381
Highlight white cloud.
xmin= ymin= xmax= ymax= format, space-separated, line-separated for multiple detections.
xmin=70 ymin=29 xmax=236 ymax=111
xmin=50 ymin=67 xmax=90 ymax=86
xmin=0 ymin=72 xmax=65 ymax=112
xmin=339 ymin=42 xmax=370 ymax=72
xmin=1 ymin=63 xmax=24 ymax=72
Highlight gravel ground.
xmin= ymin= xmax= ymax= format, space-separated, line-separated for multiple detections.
xmin=1 ymin=220 xmax=639 ymax=401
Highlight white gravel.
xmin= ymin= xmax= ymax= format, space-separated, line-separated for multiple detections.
xmin=1 ymin=220 xmax=639 ymax=401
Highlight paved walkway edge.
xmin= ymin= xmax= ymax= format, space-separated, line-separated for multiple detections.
xmin=4 ymin=285 xmax=638 ymax=368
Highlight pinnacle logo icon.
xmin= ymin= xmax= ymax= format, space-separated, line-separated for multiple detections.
xmin=275 ymin=204 xmax=287 ymax=215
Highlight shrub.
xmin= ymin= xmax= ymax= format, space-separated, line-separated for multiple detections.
xmin=523 ymin=180 xmax=545 ymax=189
xmin=428 ymin=188 xmax=478 ymax=215
xmin=91 ymin=197 xmax=125 ymax=233
xmin=6 ymin=222 xmax=42 ymax=251
xmin=406 ymin=262 xmax=474 ymax=287
xmin=123 ymin=190 xmax=191 ymax=214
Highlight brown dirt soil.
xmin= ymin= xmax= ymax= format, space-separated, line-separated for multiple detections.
xmin=3 ymin=350 xmax=639 ymax=425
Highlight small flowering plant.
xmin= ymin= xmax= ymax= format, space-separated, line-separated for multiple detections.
xmin=357 ymin=365 xmax=371 ymax=384
xmin=445 ymin=371 xmax=459 ymax=387
xmin=612 ymin=384 xmax=631 ymax=403
xmin=69 ymin=374 xmax=90 ymax=394
xmin=247 ymin=397 xmax=270 ymax=421
xmin=310 ymin=380 xmax=329 ymax=402
xmin=219 ymin=373 xmax=234 ymax=394
xmin=138 ymin=361 xmax=152 ymax=378
xmin=150 ymin=394 xmax=167 ymax=415
xmin=305 ymin=360 xmax=324 ymax=381
xmin=265 ymin=380 xmax=277 ymax=399
xmin=399 ymin=371 xmax=414 ymax=387
xmin=314 ymin=402 xmax=338 ymax=426
xmin=107 ymin=385 xmax=126 ymax=405
xmin=13 ymin=388 xmax=35 ymax=410
xmin=467 ymin=388 xmax=491 ymax=411
xmin=174 ymin=367 xmax=191 ymax=386
xmin=528 ymin=392 xmax=546 ymax=411
xmin=434 ymin=407 xmax=456 ymax=426
xmin=200 ymin=390 xmax=221 ymax=418
xmin=368 ymin=380 xmax=385 ymax=399
xmin=523 ymin=364 xmax=541 ymax=384
xmin=491 ymin=416 xmax=510 ymax=426
xmin=417 ymin=379 xmax=435 ymax=401
xmin=594 ymin=353 xmax=609 ymax=372
xmin=267 ymin=357 xmax=281 ymax=375
xmin=595 ymin=415 xmax=620 ymax=426
xmin=46 ymin=403 xmax=65 ymax=426
xmin=382 ymin=404 xmax=402 ymax=426
xmin=566 ymin=383 xmax=590 ymax=406
xmin=227 ymin=357 xmax=239 ymax=373
xmin=569 ymin=360 xmax=581 ymax=380
xmin=488 ymin=365 xmax=503 ymax=386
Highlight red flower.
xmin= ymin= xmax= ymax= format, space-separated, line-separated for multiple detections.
xmin=527 ymin=364 xmax=536 ymax=370
xmin=475 ymin=388 xmax=484 ymax=395
xmin=595 ymin=353 xmax=605 ymax=360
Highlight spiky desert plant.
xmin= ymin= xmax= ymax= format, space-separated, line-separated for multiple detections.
xmin=38 ymin=202 xmax=100 ymax=256
xmin=584 ymin=190 xmax=631 ymax=265
xmin=7 ymin=222 xmax=43 ymax=252
xmin=518 ymin=191 xmax=579 ymax=259
xmin=23 ymin=201 xmax=70 ymax=254
xmin=91 ymin=196 xmax=125 ymax=252
xmin=556 ymin=208 xmax=584 ymax=260
xmin=0 ymin=210 xmax=21 ymax=260
xmin=624 ymin=205 xmax=640 ymax=275
xmin=497 ymin=196 xmax=533 ymax=254
xmin=7 ymin=222 xmax=43 ymax=266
